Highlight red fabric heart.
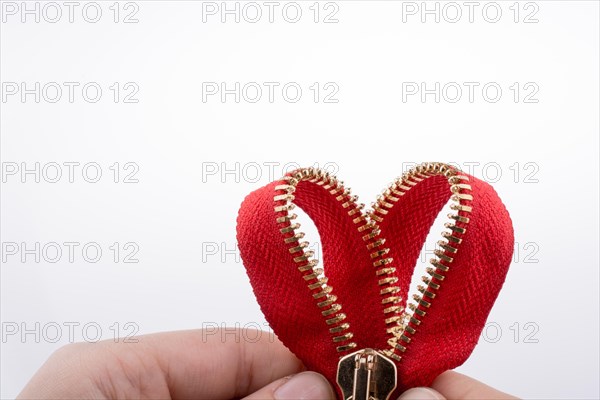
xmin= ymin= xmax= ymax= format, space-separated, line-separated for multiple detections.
xmin=236 ymin=163 xmax=513 ymax=398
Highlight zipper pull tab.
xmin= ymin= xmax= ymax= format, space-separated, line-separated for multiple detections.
xmin=336 ymin=348 xmax=397 ymax=400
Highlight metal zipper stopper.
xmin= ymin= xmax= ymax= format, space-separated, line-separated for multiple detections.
xmin=336 ymin=348 xmax=397 ymax=400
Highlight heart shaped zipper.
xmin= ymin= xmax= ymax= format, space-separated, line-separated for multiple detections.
xmin=236 ymin=162 xmax=513 ymax=399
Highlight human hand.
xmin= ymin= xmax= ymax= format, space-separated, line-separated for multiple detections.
xmin=17 ymin=328 xmax=329 ymax=400
xmin=18 ymin=328 xmax=516 ymax=400
xmin=397 ymin=371 xmax=518 ymax=400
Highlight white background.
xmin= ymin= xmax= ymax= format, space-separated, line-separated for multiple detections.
xmin=1 ymin=1 xmax=599 ymax=399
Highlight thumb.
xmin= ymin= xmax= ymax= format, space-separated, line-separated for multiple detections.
xmin=398 ymin=387 xmax=447 ymax=400
xmin=243 ymin=371 xmax=336 ymax=400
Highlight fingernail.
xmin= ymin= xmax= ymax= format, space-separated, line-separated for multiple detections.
xmin=398 ymin=387 xmax=445 ymax=400
xmin=274 ymin=371 xmax=334 ymax=400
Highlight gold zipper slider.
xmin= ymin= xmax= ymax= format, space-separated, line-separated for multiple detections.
xmin=336 ymin=348 xmax=397 ymax=400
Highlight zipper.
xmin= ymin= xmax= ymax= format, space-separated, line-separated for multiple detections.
xmin=272 ymin=163 xmax=472 ymax=400
xmin=336 ymin=348 xmax=397 ymax=400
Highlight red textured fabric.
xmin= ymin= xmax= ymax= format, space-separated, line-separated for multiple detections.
xmin=236 ymin=167 xmax=513 ymax=398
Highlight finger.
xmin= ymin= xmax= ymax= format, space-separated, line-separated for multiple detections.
xmin=243 ymin=371 xmax=335 ymax=400
xmin=397 ymin=387 xmax=446 ymax=400
xmin=144 ymin=328 xmax=304 ymax=399
xmin=19 ymin=328 xmax=304 ymax=400
xmin=430 ymin=371 xmax=518 ymax=400
xmin=142 ymin=328 xmax=304 ymax=399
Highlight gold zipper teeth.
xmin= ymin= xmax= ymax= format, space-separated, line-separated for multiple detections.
xmin=381 ymin=295 xmax=401 ymax=304
xmin=434 ymin=250 xmax=453 ymax=262
xmin=294 ymin=250 xmax=314 ymax=262
xmin=445 ymin=223 xmax=467 ymax=234
xmin=451 ymin=203 xmax=473 ymax=212
xmin=429 ymin=259 xmax=450 ymax=272
xmin=280 ymin=224 xmax=301 ymax=234
xmin=298 ymin=259 xmax=319 ymax=272
xmin=408 ymin=303 xmax=426 ymax=317
xmin=375 ymin=162 xmax=472 ymax=361
xmin=368 ymin=212 xmax=384 ymax=222
xmin=355 ymin=184 xmax=406 ymax=360
xmin=448 ymin=213 xmax=470 ymax=223
xmin=417 ymin=285 xmax=436 ymax=299
xmin=373 ymin=258 xmax=393 ymax=267
xmin=274 ymin=184 xmax=295 ymax=191
xmin=277 ymin=213 xmax=297 ymax=223
xmin=353 ymin=216 xmax=367 ymax=224
xmin=437 ymin=240 xmax=458 ymax=253
xmin=307 ymin=277 xmax=329 ymax=290
xmin=421 ymin=276 xmax=440 ymax=290
xmin=298 ymin=249 xmax=316 ymax=259
xmin=348 ymin=204 xmax=365 ymax=216
xmin=367 ymin=238 xmax=386 ymax=250
xmin=399 ymin=334 xmax=411 ymax=343
xmin=274 ymin=194 xmax=295 ymax=202
xmin=312 ymin=286 xmax=332 ymax=299
xmin=273 ymin=162 xmax=472 ymax=360
xmin=284 ymin=232 xmax=304 ymax=243
xmin=376 ymin=267 xmax=396 ymax=276
xmin=452 ymin=193 xmax=473 ymax=201
xmin=289 ymin=241 xmax=309 ymax=253
xmin=426 ymin=267 xmax=445 ymax=281
xmin=336 ymin=343 xmax=358 ymax=352
xmin=326 ymin=313 xmax=347 ymax=325
xmin=333 ymin=332 xmax=354 ymax=342
xmin=329 ymin=323 xmax=350 ymax=333
xmin=322 ymin=304 xmax=342 ymax=316
xmin=373 ymin=206 xmax=389 ymax=215
xmin=390 ymin=190 xmax=403 ymax=199
xmin=412 ymin=294 xmax=431 ymax=308
xmin=380 ymin=286 xmax=400 ymax=295
xmin=274 ymin=168 xmax=357 ymax=353
xmin=451 ymin=183 xmax=472 ymax=191
xmin=370 ymin=248 xmax=390 ymax=258
xmin=383 ymin=305 xmax=404 ymax=314
xmin=389 ymin=339 xmax=407 ymax=353
xmin=362 ymin=230 xmax=381 ymax=241
xmin=442 ymin=231 xmax=463 ymax=244
xmin=358 ymin=221 xmax=377 ymax=232
xmin=378 ymin=200 xmax=395 ymax=209
xmin=274 ymin=204 xmax=295 ymax=213
xmin=378 ymin=276 xmax=399 ymax=285
xmin=302 ymin=267 xmax=323 ymax=280
xmin=342 ymin=196 xmax=359 ymax=208
xmin=317 ymin=295 xmax=338 ymax=307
